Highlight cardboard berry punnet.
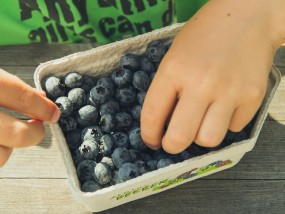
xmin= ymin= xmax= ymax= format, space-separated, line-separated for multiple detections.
xmin=34 ymin=23 xmax=281 ymax=212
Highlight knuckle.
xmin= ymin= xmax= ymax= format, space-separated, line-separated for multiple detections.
xmin=246 ymin=84 xmax=266 ymax=101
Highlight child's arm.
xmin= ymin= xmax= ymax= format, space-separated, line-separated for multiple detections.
xmin=141 ymin=0 xmax=285 ymax=153
xmin=0 ymin=69 xmax=60 ymax=166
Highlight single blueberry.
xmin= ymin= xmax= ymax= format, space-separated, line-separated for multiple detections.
xmin=139 ymin=56 xmax=156 ymax=74
xmin=115 ymin=87 xmax=137 ymax=107
xmin=93 ymin=162 xmax=112 ymax=185
xmin=146 ymin=40 xmax=167 ymax=63
xmin=44 ymin=76 xmax=66 ymax=100
xmin=153 ymin=149 xmax=170 ymax=161
xmin=131 ymin=105 xmax=142 ymax=121
xmin=120 ymin=53 xmax=140 ymax=71
xmin=81 ymin=180 xmax=102 ymax=192
xmin=59 ymin=116 xmax=77 ymax=133
xmin=137 ymin=91 xmax=146 ymax=106
xmin=146 ymin=159 xmax=158 ymax=171
xmin=112 ymin=132 xmax=129 ymax=148
xmin=90 ymin=85 xmax=111 ymax=105
xmin=111 ymin=68 xmax=133 ymax=88
xmin=79 ymin=140 xmax=99 ymax=159
xmin=134 ymin=160 xmax=148 ymax=175
xmin=99 ymin=114 xmax=116 ymax=133
xmin=129 ymin=128 xmax=147 ymax=151
xmin=132 ymin=70 xmax=151 ymax=91
xmin=81 ymin=75 xmax=95 ymax=92
xmin=96 ymin=77 xmax=115 ymax=96
xmin=68 ymin=88 xmax=86 ymax=110
xmin=86 ymin=93 xmax=98 ymax=108
xmin=65 ymin=129 xmax=82 ymax=150
xmin=111 ymin=147 xmax=131 ymax=169
xmin=180 ymin=150 xmax=194 ymax=161
xmin=114 ymin=112 xmax=133 ymax=132
xmin=55 ymin=96 xmax=73 ymax=117
xmin=82 ymin=126 xmax=103 ymax=142
xmin=76 ymin=160 xmax=96 ymax=183
xmin=101 ymin=156 xmax=115 ymax=170
xmin=77 ymin=105 xmax=98 ymax=127
xmin=64 ymin=72 xmax=83 ymax=88
xmin=72 ymin=148 xmax=85 ymax=167
xmin=99 ymin=99 xmax=120 ymax=115
xmin=118 ymin=163 xmax=139 ymax=182
xmin=129 ymin=149 xmax=141 ymax=162
xmin=111 ymin=170 xmax=120 ymax=185
xmin=139 ymin=152 xmax=153 ymax=163
xmin=99 ymin=134 xmax=115 ymax=156
xmin=157 ymin=159 xmax=174 ymax=169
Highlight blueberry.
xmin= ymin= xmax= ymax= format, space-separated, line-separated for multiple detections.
xmin=59 ymin=116 xmax=77 ymax=133
xmin=139 ymin=56 xmax=156 ymax=74
xmin=118 ymin=163 xmax=139 ymax=182
xmin=93 ymin=162 xmax=112 ymax=185
xmin=129 ymin=149 xmax=140 ymax=162
xmin=101 ymin=156 xmax=115 ymax=170
xmin=82 ymin=126 xmax=103 ymax=142
xmin=79 ymin=140 xmax=99 ymax=159
xmin=81 ymin=76 xmax=95 ymax=92
xmin=99 ymin=114 xmax=116 ymax=133
xmin=111 ymin=68 xmax=133 ymax=88
xmin=112 ymin=132 xmax=129 ymax=148
xmin=157 ymin=159 xmax=174 ymax=169
xmin=146 ymin=159 xmax=158 ymax=171
xmin=153 ymin=149 xmax=169 ymax=161
xmin=76 ymin=160 xmax=96 ymax=183
xmin=55 ymin=96 xmax=73 ymax=117
xmin=134 ymin=160 xmax=148 ymax=175
xmin=68 ymin=88 xmax=86 ymax=110
xmin=99 ymin=134 xmax=115 ymax=156
xmin=90 ymin=85 xmax=111 ymax=105
xmin=120 ymin=53 xmax=140 ymax=71
xmin=64 ymin=72 xmax=83 ymax=88
xmin=77 ymin=105 xmax=98 ymax=127
xmin=111 ymin=147 xmax=131 ymax=169
xmin=223 ymin=130 xmax=248 ymax=145
xmin=139 ymin=152 xmax=153 ymax=163
xmin=180 ymin=150 xmax=194 ymax=161
xmin=187 ymin=143 xmax=209 ymax=156
xmin=131 ymin=105 xmax=141 ymax=120
xmin=149 ymin=72 xmax=156 ymax=81
xmin=44 ymin=76 xmax=66 ymax=99
xmin=72 ymin=148 xmax=85 ymax=167
xmin=86 ymin=93 xmax=98 ymax=108
xmin=115 ymin=87 xmax=137 ymax=107
xmin=65 ymin=129 xmax=82 ymax=150
xmin=99 ymin=99 xmax=120 ymax=115
xmin=146 ymin=40 xmax=167 ymax=63
xmin=137 ymin=91 xmax=146 ymax=106
xmin=111 ymin=170 xmax=120 ymax=185
xmin=96 ymin=77 xmax=115 ymax=96
xmin=129 ymin=128 xmax=147 ymax=151
xmin=81 ymin=180 xmax=102 ymax=192
xmin=115 ymin=112 xmax=133 ymax=131
xmin=132 ymin=71 xmax=151 ymax=91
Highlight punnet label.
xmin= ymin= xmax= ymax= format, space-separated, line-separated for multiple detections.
xmin=111 ymin=159 xmax=233 ymax=200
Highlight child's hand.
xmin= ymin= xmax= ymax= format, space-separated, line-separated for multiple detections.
xmin=141 ymin=0 xmax=285 ymax=153
xmin=0 ymin=69 xmax=60 ymax=166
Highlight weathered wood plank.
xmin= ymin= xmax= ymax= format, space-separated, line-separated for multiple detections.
xmin=0 ymin=179 xmax=284 ymax=214
xmin=1 ymin=121 xmax=284 ymax=179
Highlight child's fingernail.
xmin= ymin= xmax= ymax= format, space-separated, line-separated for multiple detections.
xmin=51 ymin=108 xmax=61 ymax=124
xmin=27 ymin=119 xmax=43 ymax=125
xmin=147 ymin=145 xmax=160 ymax=150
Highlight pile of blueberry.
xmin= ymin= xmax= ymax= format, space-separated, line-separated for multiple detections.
xmin=43 ymin=39 xmax=251 ymax=193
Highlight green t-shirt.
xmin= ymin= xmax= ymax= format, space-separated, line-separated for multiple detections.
xmin=0 ymin=0 xmax=207 ymax=45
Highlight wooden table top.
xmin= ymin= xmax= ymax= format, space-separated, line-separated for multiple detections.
xmin=0 ymin=44 xmax=285 ymax=214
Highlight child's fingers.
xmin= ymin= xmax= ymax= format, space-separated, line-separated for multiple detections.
xmin=162 ymin=93 xmax=209 ymax=154
xmin=0 ymin=112 xmax=45 ymax=148
xmin=0 ymin=146 xmax=13 ymax=167
xmin=195 ymin=100 xmax=235 ymax=147
xmin=0 ymin=69 xmax=60 ymax=123
xmin=141 ymin=75 xmax=177 ymax=150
